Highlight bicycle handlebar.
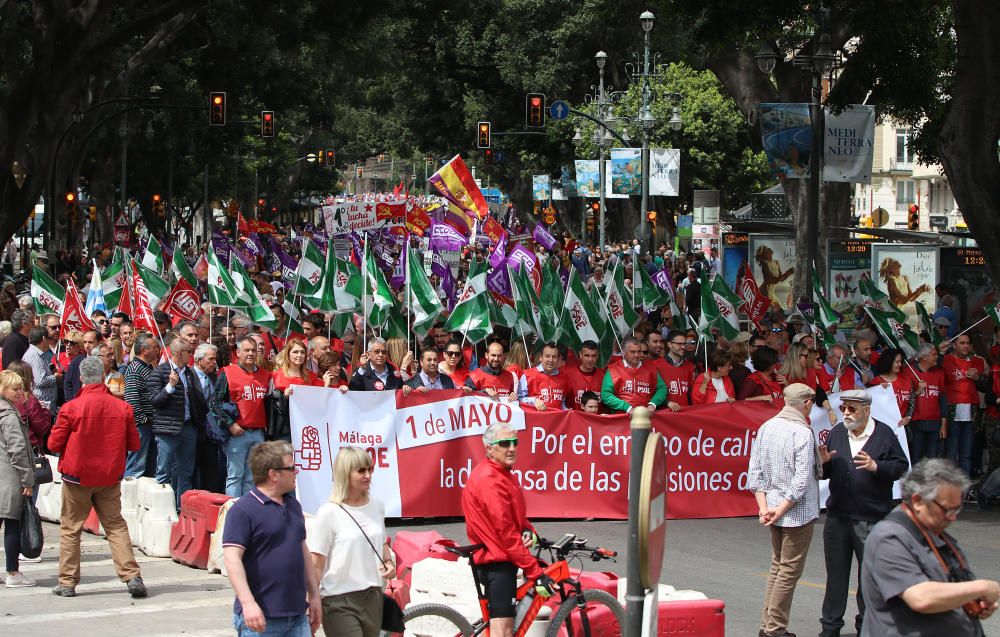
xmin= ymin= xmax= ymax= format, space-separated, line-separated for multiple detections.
xmin=535 ymin=534 xmax=617 ymax=562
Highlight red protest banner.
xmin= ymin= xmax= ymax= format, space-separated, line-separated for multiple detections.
xmin=738 ymin=261 xmax=771 ymax=325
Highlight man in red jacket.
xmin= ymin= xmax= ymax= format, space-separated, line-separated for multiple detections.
xmin=47 ymin=356 xmax=146 ymax=599
xmin=463 ymin=423 xmax=552 ymax=637
xmin=941 ymin=333 xmax=987 ymax=476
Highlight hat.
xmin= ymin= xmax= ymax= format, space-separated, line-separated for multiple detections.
xmin=269 ymin=281 xmax=284 ymax=293
xmin=933 ymin=316 xmax=951 ymax=327
xmin=35 ymin=251 xmax=48 ymax=261
xmin=731 ymin=331 xmax=752 ymax=344
xmin=783 ymin=382 xmax=815 ymax=401
xmin=839 ymin=389 xmax=872 ymax=405
xmin=791 ymin=332 xmax=812 ymax=344
xmin=62 ymin=331 xmax=84 ymax=344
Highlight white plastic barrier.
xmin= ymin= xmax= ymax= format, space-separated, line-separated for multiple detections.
xmin=120 ymin=477 xmax=145 ymax=546
xmin=615 ymin=578 xmax=708 ymax=605
xmin=407 ymin=558 xmax=550 ymax=636
xmin=36 ymin=454 xmax=63 ymax=523
xmin=207 ymin=499 xmax=237 ymax=575
xmin=135 ymin=479 xmax=178 ymax=557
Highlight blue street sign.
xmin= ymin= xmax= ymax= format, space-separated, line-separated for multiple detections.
xmin=549 ymin=100 xmax=570 ymax=120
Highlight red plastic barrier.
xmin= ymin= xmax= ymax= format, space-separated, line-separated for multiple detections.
xmin=573 ymin=569 xmax=620 ymax=597
xmin=392 ymin=530 xmax=458 ymax=583
xmin=547 ymin=598 xmax=624 ymax=637
xmin=83 ymin=508 xmax=102 ymax=535
xmin=169 ymin=490 xmax=233 ymax=569
xmin=658 ymin=599 xmax=725 ymax=636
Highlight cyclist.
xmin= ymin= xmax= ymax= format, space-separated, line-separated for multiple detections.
xmin=462 ymin=423 xmax=553 ymax=637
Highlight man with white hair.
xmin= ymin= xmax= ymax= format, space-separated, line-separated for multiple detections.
xmin=2 ymin=308 xmax=33 ymax=368
xmin=747 ymin=383 xmax=833 ymax=637
xmin=818 ymin=389 xmax=909 ymax=637
xmin=348 ymin=337 xmax=402 ymax=391
xmin=861 ymin=459 xmax=999 ymax=636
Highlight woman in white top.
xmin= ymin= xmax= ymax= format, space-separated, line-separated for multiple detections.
xmin=308 ymin=447 xmax=395 ymax=637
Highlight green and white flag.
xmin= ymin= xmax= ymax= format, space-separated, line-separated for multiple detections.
xmin=30 ymin=265 xmax=65 ymax=316
xmin=813 ymin=270 xmax=841 ymax=330
xmin=282 ymin=299 xmax=305 ymax=336
xmin=916 ymin=300 xmax=942 ymax=346
xmin=345 ymin=246 xmax=394 ymax=328
xmin=866 ymin=305 xmax=919 ymax=359
xmin=206 ymin=246 xmax=242 ymax=307
xmin=698 ymin=271 xmax=720 ymax=341
xmin=444 ymin=258 xmax=492 ymax=343
xmin=709 ymin=274 xmax=743 ymax=340
xmin=509 ymin=264 xmax=547 ymax=340
xmin=587 ymin=280 xmax=616 ymax=366
xmin=859 ymin=276 xmax=906 ymax=322
xmin=605 ymin=262 xmax=640 ymax=337
xmin=633 ymin=252 xmax=670 ymax=311
xmin=101 ymin=250 xmax=127 ymax=312
xmin=538 ymin=259 xmax=565 ymax=334
xmin=407 ymin=246 xmax=444 ymax=339
xmin=559 ymin=268 xmax=606 ymax=352
xmin=293 ymin=238 xmax=325 ymax=301
xmin=171 ymin=244 xmax=198 ymax=287
xmin=319 ymin=246 xmax=362 ymax=314
xmin=230 ymin=258 xmax=278 ymax=330
xmin=986 ymin=302 xmax=1000 ymax=330
xmin=133 ymin=259 xmax=172 ymax=310
xmin=142 ymin=236 xmax=165 ymax=274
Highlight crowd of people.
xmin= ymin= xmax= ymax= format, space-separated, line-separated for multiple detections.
xmin=1 ymin=230 xmax=999 ymax=637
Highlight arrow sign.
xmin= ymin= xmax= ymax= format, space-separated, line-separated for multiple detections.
xmin=549 ymin=100 xmax=569 ymax=121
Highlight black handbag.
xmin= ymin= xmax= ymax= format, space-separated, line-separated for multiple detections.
xmin=32 ymin=447 xmax=53 ymax=485
xmin=20 ymin=495 xmax=43 ymax=559
xmin=337 ymin=504 xmax=405 ymax=633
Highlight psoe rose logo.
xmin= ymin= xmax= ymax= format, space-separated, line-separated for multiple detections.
xmin=296 ymin=426 xmax=323 ymax=470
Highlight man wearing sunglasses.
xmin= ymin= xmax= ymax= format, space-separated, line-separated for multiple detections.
xmin=463 ymin=424 xmax=548 ymax=637
xmin=348 ymin=337 xmax=403 ymax=392
xmin=861 ymin=459 xmax=999 ymax=636
xmin=818 ymin=389 xmax=909 ymax=637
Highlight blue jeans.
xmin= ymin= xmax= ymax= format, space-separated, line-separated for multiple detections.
xmin=125 ymin=423 xmax=155 ymax=478
xmin=947 ymin=419 xmax=975 ymax=476
xmin=233 ymin=612 xmax=310 ymax=637
xmin=224 ymin=429 xmax=264 ymax=497
xmin=910 ymin=420 xmax=942 ymax=465
xmin=155 ymin=424 xmax=197 ymax=508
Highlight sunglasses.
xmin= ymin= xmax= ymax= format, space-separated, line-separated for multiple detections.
xmin=771 ymin=328 xmax=784 ymax=333
xmin=838 ymin=403 xmax=864 ymax=413
xmin=445 ymin=351 xmax=461 ymax=357
xmin=669 ymin=340 xmax=686 ymax=346
xmin=490 ymin=438 xmax=518 ymax=448
xmin=685 ymin=340 xmax=697 ymax=345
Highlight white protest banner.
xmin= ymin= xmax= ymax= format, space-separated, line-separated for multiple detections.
xmin=323 ymin=200 xmax=405 ymax=235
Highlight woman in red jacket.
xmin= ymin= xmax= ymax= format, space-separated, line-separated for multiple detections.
xmin=271 ymin=338 xmax=317 ymax=394
xmin=5 ymin=361 xmax=51 ymax=452
xmin=692 ymin=350 xmax=736 ymax=404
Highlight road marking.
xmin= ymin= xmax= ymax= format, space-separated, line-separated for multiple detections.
xmin=2 ymin=573 xmax=228 ymax=597
xmin=16 ymin=555 xmax=173 ymax=573
xmin=0 ymin=597 xmax=232 ymax=625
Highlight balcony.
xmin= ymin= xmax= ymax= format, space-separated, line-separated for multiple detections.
xmin=889 ymin=158 xmax=913 ymax=174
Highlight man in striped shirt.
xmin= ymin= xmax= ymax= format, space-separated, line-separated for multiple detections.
xmin=124 ymin=332 xmax=161 ymax=478
xmin=747 ymin=383 xmax=832 ymax=637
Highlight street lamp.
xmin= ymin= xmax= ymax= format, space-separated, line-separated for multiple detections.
xmin=755 ymin=4 xmax=836 ymax=303
xmin=595 ymin=51 xmax=609 ymax=251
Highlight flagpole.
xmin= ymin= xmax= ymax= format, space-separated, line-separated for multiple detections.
xmin=947 ymin=314 xmax=990 ymax=343
xmin=597 ymin=261 xmax=625 ymax=356
xmin=405 ymin=244 xmax=412 ymax=358
xmin=362 ymin=234 xmax=369 ymax=352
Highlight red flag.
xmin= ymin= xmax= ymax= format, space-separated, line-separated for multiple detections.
xmin=131 ymin=267 xmax=161 ymax=340
xmin=60 ymin=279 xmax=95 ymax=337
xmin=192 ymin=254 xmax=208 ymax=281
xmin=237 ymin=211 xmax=278 ymax=235
xmin=738 ymin=262 xmax=771 ymax=325
xmin=405 ymin=205 xmax=433 ymax=237
xmin=480 ymin=216 xmax=506 ymax=245
xmin=162 ymin=278 xmax=204 ymax=324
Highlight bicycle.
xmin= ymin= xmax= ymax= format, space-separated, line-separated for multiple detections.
xmin=402 ymin=533 xmax=624 ymax=637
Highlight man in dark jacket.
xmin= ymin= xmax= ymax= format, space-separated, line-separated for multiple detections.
xmin=1 ymin=308 xmax=32 ymax=368
xmin=819 ymin=389 xmax=909 ymax=637
xmin=349 ymin=337 xmax=403 ymax=391
xmin=190 ymin=342 xmax=224 ymax=493
xmin=47 ymin=356 xmax=146 ymax=599
xmin=149 ymin=338 xmax=198 ymax=508
xmin=61 ymin=331 xmax=87 ymax=402
xmin=403 ymin=347 xmax=456 ymax=396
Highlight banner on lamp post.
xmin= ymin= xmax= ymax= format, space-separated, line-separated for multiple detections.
xmin=610 ymin=148 xmax=642 ymax=195
xmin=823 ymin=105 xmax=875 ymax=184
xmin=649 ymin=149 xmax=681 ymax=196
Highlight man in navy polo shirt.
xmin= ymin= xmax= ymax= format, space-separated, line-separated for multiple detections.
xmin=223 ymin=441 xmax=321 ymax=636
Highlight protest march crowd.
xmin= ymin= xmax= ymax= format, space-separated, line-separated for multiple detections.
xmin=1 ymin=174 xmax=999 ymax=635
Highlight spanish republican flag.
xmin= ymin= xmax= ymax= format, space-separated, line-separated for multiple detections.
xmin=427 ymin=154 xmax=489 ymax=220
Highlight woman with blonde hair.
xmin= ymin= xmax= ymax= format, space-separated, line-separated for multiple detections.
xmin=385 ymin=337 xmax=415 ymax=380
xmin=879 ymin=257 xmax=929 ymax=306
xmin=506 ymin=341 xmax=530 ymax=378
xmin=5 ymin=361 xmax=51 ymax=452
xmin=108 ymin=337 xmax=125 ymax=369
xmin=309 ymin=447 xmax=395 ymax=637
xmin=0 ymin=370 xmax=36 ymax=587
xmin=779 ymin=342 xmax=836 ymax=424
xmin=268 ymin=338 xmax=317 ymax=441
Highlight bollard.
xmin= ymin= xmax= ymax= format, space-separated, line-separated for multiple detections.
xmin=626 ymin=406 xmax=651 ymax=637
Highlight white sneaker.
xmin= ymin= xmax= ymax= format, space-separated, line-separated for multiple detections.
xmin=5 ymin=571 xmax=36 ymax=587
xmin=19 ymin=554 xmax=42 ymax=563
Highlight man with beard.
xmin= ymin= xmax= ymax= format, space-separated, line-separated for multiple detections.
xmin=819 ymin=389 xmax=909 ymax=637
xmin=465 ymin=340 xmax=518 ymax=402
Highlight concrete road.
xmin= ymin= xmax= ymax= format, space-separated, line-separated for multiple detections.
xmin=2 ymin=511 xmax=998 ymax=636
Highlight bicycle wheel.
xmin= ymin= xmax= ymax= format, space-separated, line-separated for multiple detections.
xmin=544 ymin=589 xmax=625 ymax=637
xmin=402 ymin=602 xmax=475 ymax=637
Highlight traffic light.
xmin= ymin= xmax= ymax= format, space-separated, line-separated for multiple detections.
xmin=477 ymin=121 xmax=491 ymax=149
xmin=646 ymin=211 xmax=657 ymax=223
xmin=257 ymin=198 xmax=266 ymax=211
xmin=152 ymin=193 xmax=165 ymax=217
xmin=355 ymin=165 xmax=363 ymax=179
xmin=260 ymin=111 xmax=274 ymax=137
xmin=209 ymin=92 xmax=226 ymax=126
xmin=484 ymin=149 xmax=493 ymax=165
xmin=526 ymin=94 xmax=545 ymax=128
xmin=907 ymin=204 xmax=920 ymax=230
xmin=590 ymin=201 xmax=600 ymax=215
xmin=316 ymin=150 xmax=325 ymax=166
xmin=65 ymin=192 xmax=77 ymax=219
xmin=325 ymin=149 xmax=335 ymax=165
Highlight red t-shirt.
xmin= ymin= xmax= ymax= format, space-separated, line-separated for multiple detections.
xmin=562 ymin=365 xmax=606 ymax=410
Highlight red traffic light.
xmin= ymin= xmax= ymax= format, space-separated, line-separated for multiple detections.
xmin=257 ymin=198 xmax=265 ymax=207
xmin=325 ymin=149 xmax=335 ymax=165
xmin=65 ymin=192 xmax=76 ymax=203
xmin=530 ymin=97 xmax=542 ymax=107
xmin=261 ymin=110 xmax=275 ymax=137
xmin=646 ymin=211 xmax=657 ymax=222
xmin=526 ymin=93 xmax=545 ymax=128
xmin=477 ymin=121 xmax=491 ymax=149
xmin=590 ymin=202 xmax=599 ymax=212
xmin=152 ymin=193 xmax=162 ymax=203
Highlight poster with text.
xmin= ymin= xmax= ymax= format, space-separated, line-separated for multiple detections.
xmin=759 ymin=103 xmax=812 ymax=178
xmin=749 ymin=234 xmax=796 ymax=312
xmin=649 ymin=149 xmax=681 ymax=197
xmin=871 ymin=244 xmax=938 ymax=329
xmin=827 ymin=239 xmax=873 ymax=333
xmin=823 ymin=105 xmax=875 ymax=184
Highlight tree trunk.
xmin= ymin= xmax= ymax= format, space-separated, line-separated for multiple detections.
xmin=938 ymin=1 xmax=1000 ymax=287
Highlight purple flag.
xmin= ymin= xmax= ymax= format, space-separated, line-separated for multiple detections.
xmin=267 ymin=236 xmax=299 ymax=287
xmin=652 ymin=268 xmax=674 ymax=294
xmin=389 ymin=248 xmax=406 ymax=290
xmin=486 ymin=265 xmax=512 ymax=301
xmin=212 ymin=229 xmax=232 ymax=267
xmin=429 ymin=221 xmax=467 ymax=252
xmin=559 ymin=266 xmax=570 ymax=290
xmin=242 ymin=233 xmax=265 ymax=257
xmin=489 ymin=232 xmax=508 ymax=269
xmin=532 ymin=223 xmax=558 ymax=251
xmin=506 ymin=243 xmax=537 ymax=274
xmin=348 ymin=232 xmax=364 ymax=266
xmin=430 ymin=249 xmax=456 ymax=305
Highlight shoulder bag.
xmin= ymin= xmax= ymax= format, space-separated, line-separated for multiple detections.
xmin=32 ymin=446 xmax=53 ymax=485
xmin=337 ymin=504 xmax=405 ymax=633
